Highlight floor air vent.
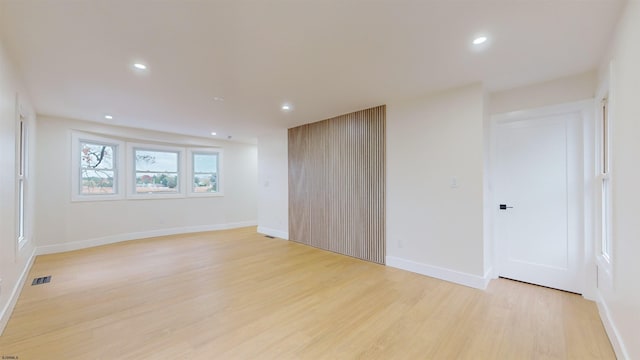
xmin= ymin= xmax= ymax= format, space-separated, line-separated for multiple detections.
xmin=265 ymin=235 xmax=275 ymax=239
xmin=32 ymin=276 xmax=51 ymax=286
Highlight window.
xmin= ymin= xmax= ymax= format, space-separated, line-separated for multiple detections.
xmin=599 ymin=96 xmax=612 ymax=262
xmin=72 ymin=133 xmax=222 ymax=200
xmin=189 ymin=150 xmax=222 ymax=195
xmin=80 ymin=142 xmax=117 ymax=194
xmin=72 ymin=132 xmax=124 ymax=201
xmin=128 ymin=143 xmax=185 ymax=198
xmin=17 ymin=115 xmax=27 ymax=247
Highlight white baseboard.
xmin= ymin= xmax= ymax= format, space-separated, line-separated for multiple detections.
xmin=596 ymin=291 xmax=629 ymax=360
xmin=483 ymin=267 xmax=495 ymax=288
xmin=0 ymin=247 xmax=36 ymax=336
xmin=257 ymin=226 xmax=289 ymax=240
xmin=386 ymin=256 xmax=491 ymax=290
xmin=36 ymin=221 xmax=257 ymax=255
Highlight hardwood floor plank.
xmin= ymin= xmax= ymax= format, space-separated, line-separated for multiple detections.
xmin=0 ymin=227 xmax=614 ymax=359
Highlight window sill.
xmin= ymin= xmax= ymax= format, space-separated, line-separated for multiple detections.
xmin=187 ymin=192 xmax=224 ymax=198
xmin=127 ymin=192 xmax=186 ymax=200
xmin=596 ymin=254 xmax=613 ymax=289
xmin=71 ymin=193 xmax=225 ymax=201
xmin=71 ymin=194 xmax=125 ymax=202
xmin=18 ymin=236 xmax=27 ymax=250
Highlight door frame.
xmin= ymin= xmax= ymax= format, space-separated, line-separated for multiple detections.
xmin=488 ymin=99 xmax=595 ymax=298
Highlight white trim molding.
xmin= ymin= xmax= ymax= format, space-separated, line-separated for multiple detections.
xmin=596 ymin=292 xmax=629 ymax=360
xmin=0 ymin=247 xmax=36 ymax=336
xmin=386 ymin=256 xmax=491 ymax=290
xmin=257 ymin=226 xmax=289 ymax=240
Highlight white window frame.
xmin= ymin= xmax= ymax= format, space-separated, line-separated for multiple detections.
xmin=187 ymin=148 xmax=224 ymax=197
xmin=72 ymin=132 xmax=125 ymax=201
xmin=128 ymin=142 xmax=186 ymax=199
xmin=594 ymin=61 xmax=615 ymax=288
xmin=596 ymin=93 xmax=613 ymax=277
xmin=71 ymin=134 xmax=223 ymax=201
xmin=16 ymin=111 xmax=28 ymax=249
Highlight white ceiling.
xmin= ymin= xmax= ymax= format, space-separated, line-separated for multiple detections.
xmin=0 ymin=0 xmax=624 ymax=143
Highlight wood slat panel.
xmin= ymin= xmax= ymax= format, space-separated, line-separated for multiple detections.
xmin=288 ymin=105 xmax=386 ymax=264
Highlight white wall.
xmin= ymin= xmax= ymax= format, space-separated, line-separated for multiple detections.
xmin=257 ymin=129 xmax=289 ymax=239
xmin=596 ymin=1 xmax=640 ymax=358
xmin=386 ymin=83 xmax=488 ymax=288
xmin=490 ymin=71 xmax=596 ymax=114
xmin=0 ymin=36 xmax=37 ymax=334
xmin=34 ymin=116 xmax=258 ymax=252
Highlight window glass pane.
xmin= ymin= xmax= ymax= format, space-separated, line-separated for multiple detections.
xmin=81 ymin=142 xmax=114 ymax=170
xmin=194 ymin=173 xmax=217 ymax=192
xmin=601 ymin=178 xmax=611 ymax=259
xmin=82 ymin=170 xmax=115 ymax=194
xmin=193 ymin=153 xmax=218 ymax=193
xmin=19 ymin=121 xmax=25 ymax=176
xmin=135 ymin=172 xmax=179 ymax=193
xmin=194 ymin=153 xmax=217 ymax=173
xmin=602 ymin=100 xmax=609 ymax=174
xmin=80 ymin=142 xmax=116 ymax=195
xmin=18 ymin=119 xmax=26 ymax=243
xmin=18 ymin=179 xmax=25 ymax=239
xmin=135 ymin=150 xmax=178 ymax=172
xmin=135 ymin=149 xmax=179 ymax=193
xmin=600 ymin=96 xmax=612 ymax=263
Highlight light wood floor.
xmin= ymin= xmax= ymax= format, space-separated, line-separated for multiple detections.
xmin=0 ymin=227 xmax=614 ymax=359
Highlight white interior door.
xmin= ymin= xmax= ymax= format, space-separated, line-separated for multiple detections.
xmin=494 ymin=110 xmax=583 ymax=294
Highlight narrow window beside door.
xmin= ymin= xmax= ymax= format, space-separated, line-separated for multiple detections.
xmin=599 ymin=96 xmax=612 ymax=263
xmin=17 ymin=116 xmax=27 ymax=247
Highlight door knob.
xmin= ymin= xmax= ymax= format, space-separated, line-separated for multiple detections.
xmin=499 ymin=204 xmax=514 ymax=210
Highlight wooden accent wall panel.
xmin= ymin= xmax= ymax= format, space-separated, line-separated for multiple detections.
xmin=288 ymin=105 xmax=385 ymax=264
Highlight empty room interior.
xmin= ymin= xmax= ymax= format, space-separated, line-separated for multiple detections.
xmin=1 ymin=0 xmax=639 ymax=359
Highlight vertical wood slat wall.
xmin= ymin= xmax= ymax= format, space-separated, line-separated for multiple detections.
xmin=288 ymin=105 xmax=385 ymax=264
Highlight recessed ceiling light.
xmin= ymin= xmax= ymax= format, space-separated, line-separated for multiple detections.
xmin=473 ymin=36 xmax=488 ymax=45
xmin=213 ymin=97 xmax=224 ymax=102
xmin=104 ymin=115 xmax=113 ymax=120
xmin=281 ymin=104 xmax=291 ymax=111
xmin=133 ymin=63 xmax=147 ymax=70
xmin=210 ymin=132 xmax=217 ymax=136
